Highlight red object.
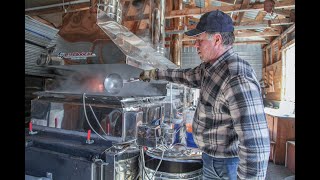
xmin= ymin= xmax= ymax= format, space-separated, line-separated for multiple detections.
xmin=29 ymin=121 xmax=32 ymax=131
xmin=87 ymin=130 xmax=91 ymax=141
xmin=55 ymin=118 xmax=58 ymax=128
xmin=107 ymin=123 xmax=110 ymax=134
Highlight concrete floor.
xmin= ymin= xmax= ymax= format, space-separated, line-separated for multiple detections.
xmin=266 ymin=162 xmax=295 ymax=180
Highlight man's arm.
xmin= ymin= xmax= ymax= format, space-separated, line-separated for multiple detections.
xmin=157 ymin=65 xmax=203 ymax=88
xmin=223 ymin=75 xmax=270 ymax=179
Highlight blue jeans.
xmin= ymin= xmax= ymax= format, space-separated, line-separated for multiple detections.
xmin=202 ymin=153 xmax=239 ymax=180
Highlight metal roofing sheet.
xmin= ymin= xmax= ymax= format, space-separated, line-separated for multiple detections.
xmin=25 ymin=16 xmax=58 ymax=77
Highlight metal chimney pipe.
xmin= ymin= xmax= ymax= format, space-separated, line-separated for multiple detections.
xmin=98 ymin=0 xmax=122 ymax=23
xmin=150 ymin=0 xmax=166 ymax=55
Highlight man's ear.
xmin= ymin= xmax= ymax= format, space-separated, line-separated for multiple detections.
xmin=213 ymin=33 xmax=222 ymax=45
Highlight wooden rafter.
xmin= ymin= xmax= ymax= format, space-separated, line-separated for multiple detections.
xmin=24 ymin=0 xmax=294 ymax=46
xmin=25 ymin=2 xmax=90 ymax=16
xmin=239 ymin=18 xmax=294 ymax=26
xmin=123 ymin=14 xmax=149 ymax=21
xmin=234 ymin=29 xmax=280 ymax=38
xmin=205 ymin=0 xmax=210 ymax=7
xmin=255 ymin=11 xmax=267 ymax=21
xmin=273 ymin=9 xmax=293 ymax=17
xmin=122 ymin=1 xmax=131 ymax=17
xmin=165 ymin=0 xmax=295 ymax=19
xmin=182 ymin=40 xmax=268 ymax=47
xmin=165 ymin=18 xmax=294 ymax=34
xmin=235 ymin=0 xmax=250 ymax=25
xmin=180 ymin=29 xmax=280 ymax=41
xmin=133 ymin=0 xmax=148 ymax=32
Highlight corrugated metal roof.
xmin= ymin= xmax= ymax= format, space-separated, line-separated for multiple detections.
xmin=195 ymin=0 xmax=205 ymax=8
xmin=211 ymin=1 xmax=222 ymax=7
xmin=244 ymin=10 xmax=260 ymax=20
xmin=25 ymin=43 xmax=54 ymax=77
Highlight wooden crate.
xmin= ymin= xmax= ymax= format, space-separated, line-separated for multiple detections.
xmin=273 ymin=117 xmax=295 ymax=165
xmin=285 ymin=141 xmax=295 ymax=174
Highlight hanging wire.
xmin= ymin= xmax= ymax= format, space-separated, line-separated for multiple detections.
xmin=82 ymin=93 xmax=110 ymax=141
xmin=89 ymin=104 xmax=109 ymax=137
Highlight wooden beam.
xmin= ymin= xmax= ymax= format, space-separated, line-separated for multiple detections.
xmin=123 ymin=14 xmax=149 ymax=21
xmin=239 ymin=18 xmax=294 ymax=26
xmin=25 ymin=2 xmax=90 ymax=16
xmin=264 ymin=24 xmax=295 ymax=50
xmin=131 ymin=0 xmax=148 ymax=33
xmin=255 ymin=11 xmax=267 ymax=21
xmin=165 ymin=18 xmax=293 ymax=34
xmin=205 ymin=0 xmax=210 ymax=7
xmin=180 ymin=30 xmax=279 ymax=40
xmin=182 ymin=40 xmax=268 ymax=47
xmin=234 ymin=30 xmax=280 ymax=38
xmin=122 ymin=1 xmax=131 ymax=17
xmin=235 ymin=24 xmax=270 ymax=30
xmin=233 ymin=40 xmax=269 ymax=45
xmin=273 ymin=9 xmax=292 ymax=17
xmin=166 ymin=0 xmax=174 ymax=28
xmin=171 ymin=0 xmax=183 ymax=66
xmin=229 ymin=0 xmax=238 ymax=21
xmin=166 ymin=0 xmax=295 ymax=19
xmin=182 ymin=41 xmax=196 ymax=46
xmin=235 ymin=0 xmax=250 ymax=25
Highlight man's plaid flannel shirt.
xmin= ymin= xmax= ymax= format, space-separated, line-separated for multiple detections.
xmin=158 ymin=48 xmax=270 ymax=179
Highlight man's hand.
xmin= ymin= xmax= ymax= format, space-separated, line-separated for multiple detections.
xmin=139 ymin=69 xmax=158 ymax=82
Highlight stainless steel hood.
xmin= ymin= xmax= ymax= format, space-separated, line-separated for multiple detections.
xmin=96 ymin=8 xmax=177 ymax=70
xmin=35 ymin=5 xmax=178 ymax=97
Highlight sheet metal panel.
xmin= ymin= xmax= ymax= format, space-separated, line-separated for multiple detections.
xmin=25 ymin=16 xmax=58 ymax=77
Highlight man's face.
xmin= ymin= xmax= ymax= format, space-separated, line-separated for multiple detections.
xmin=194 ymin=32 xmax=220 ymax=63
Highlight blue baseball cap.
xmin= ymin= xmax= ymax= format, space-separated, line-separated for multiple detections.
xmin=185 ymin=10 xmax=234 ymax=36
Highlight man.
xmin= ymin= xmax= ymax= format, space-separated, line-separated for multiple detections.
xmin=140 ymin=10 xmax=270 ymax=180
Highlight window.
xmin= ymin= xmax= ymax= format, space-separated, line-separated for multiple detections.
xmin=281 ymin=43 xmax=295 ymax=114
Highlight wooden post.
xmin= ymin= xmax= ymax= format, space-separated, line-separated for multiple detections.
xmin=170 ymin=0 xmax=182 ymax=66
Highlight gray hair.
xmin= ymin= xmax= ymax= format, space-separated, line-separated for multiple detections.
xmin=207 ymin=32 xmax=235 ymax=46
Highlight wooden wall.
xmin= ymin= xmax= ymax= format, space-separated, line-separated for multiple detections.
xmin=262 ymin=24 xmax=295 ymax=101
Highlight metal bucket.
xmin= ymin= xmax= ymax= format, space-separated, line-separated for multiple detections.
xmin=144 ymin=152 xmax=202 ymax=180
xmin=144 ymin=166 xmax=202 ymax=180
xmin=115 ymin=155 xmax=139 ymax=180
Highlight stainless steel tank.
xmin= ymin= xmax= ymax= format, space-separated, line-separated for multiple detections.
xmin=144 ymin=146 xmax=203 ymax=179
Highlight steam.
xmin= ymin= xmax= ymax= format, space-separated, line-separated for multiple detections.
xmin=48 ymin=67 xmax=167 ymax=97
xmin=49 ymin=67 xmax=107 ymax=94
